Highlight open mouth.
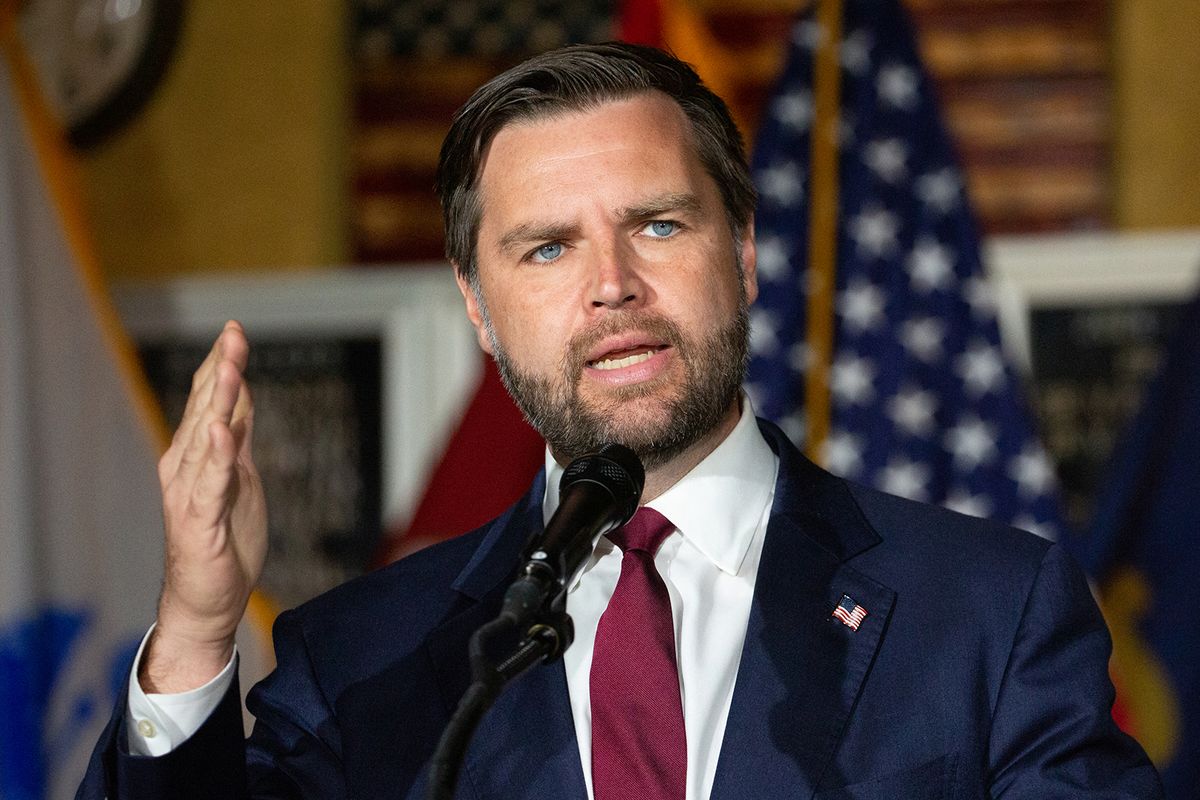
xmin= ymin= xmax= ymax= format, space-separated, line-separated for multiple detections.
xmin=587 ymin=345 xmax=668 ymax=371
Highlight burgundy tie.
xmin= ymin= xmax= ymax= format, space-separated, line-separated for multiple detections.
xmin=590 ymin=507 xmax=686 ymax=800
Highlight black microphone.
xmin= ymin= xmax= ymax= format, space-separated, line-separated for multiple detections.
xmin=499 ymin=443 xmax=645 ymax=629
xmin=427 ymin=445 xmax=643 ymax=800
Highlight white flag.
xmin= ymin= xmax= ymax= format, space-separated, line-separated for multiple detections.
xmin=0 ymin=41 xmax=162 ymax=799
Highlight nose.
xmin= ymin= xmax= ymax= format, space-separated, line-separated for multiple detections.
xmin=589 ymin=240 xmax=645 ymax=310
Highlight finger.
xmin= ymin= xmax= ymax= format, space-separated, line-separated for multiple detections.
xmin=181 ymin=322 xmax=240 ymax=421
xmin=174 ymin=360 xmax=242 ymax=487
xmin=219 ymin=320 xmax=250 ymax=374
xmin=210 ymin=359 xmax=241 ymax=427
xmin=230 ymin=386 xmax=255 ymax=462
xmin=186 ymin=420 xmax=239 ymax=534
xmin=173 ymin=322 xmax=248 ymax=455
xmin=166 ymin=360 xmax=216 ymax=471
xmin=164 ymin=388 xmax=213 ymax=487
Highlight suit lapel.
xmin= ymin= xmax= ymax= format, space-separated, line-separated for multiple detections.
xmin=421 ymin=423 xmax=896 ymax=800
xmin=710 ymin=423 xmax=896 ymax=799
xmin=463 ymin=656 xmax=587 ymax=800
xmin=425 ymin=471 xmax=588 ymax=800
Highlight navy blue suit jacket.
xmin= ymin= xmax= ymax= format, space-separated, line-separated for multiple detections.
xmin=78 ymin=421 xmax=1162 ymax=798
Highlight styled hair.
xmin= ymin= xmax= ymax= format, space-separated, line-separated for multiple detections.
xmin=435 ymin=42 xmax=757 ymax=284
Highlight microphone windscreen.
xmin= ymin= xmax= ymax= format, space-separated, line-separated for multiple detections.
xmin=559 ymin=443 xmax=645 ymax=525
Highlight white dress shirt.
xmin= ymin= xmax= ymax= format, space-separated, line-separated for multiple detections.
xmin=552 ymin=402 xmax=777 ymax=800
xmin=127 ymin=402 xmax=778 ymax=800
xmin=126 ymin=624 xmax=239 ymax=756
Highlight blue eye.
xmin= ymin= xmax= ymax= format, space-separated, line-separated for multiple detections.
xmin=645 ymin=220 xmax=678 ymax=238
xmin=532 ymin=243 xmax=563 ymax=262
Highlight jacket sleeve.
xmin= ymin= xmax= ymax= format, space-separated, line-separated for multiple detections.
xmin=74 ymin=608 xmax=345 ymax=800
xmin=242 ymin=608 xmax=348 ymax=798
xmin=74 ymin=671 xmax=247 ymax=800
xmin=987 ymin=543 xmax=1164 ymax=798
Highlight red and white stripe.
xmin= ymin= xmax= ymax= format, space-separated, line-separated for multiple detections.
xmin=832 ymin=599 xmax=868 ymax=631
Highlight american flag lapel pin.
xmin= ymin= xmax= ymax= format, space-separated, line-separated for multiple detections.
xmin=832 ymin=594 xmax=868 ymax=631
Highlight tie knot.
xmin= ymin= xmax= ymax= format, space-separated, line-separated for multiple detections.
xmin=609 ymin=507 xmax=675 ymax=555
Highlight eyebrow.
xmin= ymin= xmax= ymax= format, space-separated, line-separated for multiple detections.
xmin=494 ymin=192 xmax=706 ymax=256
xmin=617 ymin=192 xmax=704 ymax=224
xmin=497 ymin=221 xmax=582 ymax=256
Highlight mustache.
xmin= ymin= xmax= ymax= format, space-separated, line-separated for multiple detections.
xmin=560 ymin=312 xmax=686 ymax=377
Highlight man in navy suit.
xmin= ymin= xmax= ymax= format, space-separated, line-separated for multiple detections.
xmin=79 ymin=43 xmax=1161 ymax=799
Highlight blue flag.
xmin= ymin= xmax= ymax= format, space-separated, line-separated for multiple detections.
xmin=1068 ymin=295 xmax=1200 ymax=798
xmin=745 ymin=0 xmax=1063 ymax=539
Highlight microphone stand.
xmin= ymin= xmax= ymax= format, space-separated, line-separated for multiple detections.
xmin=425 ymin=594 xmax=573 ymax=800
xmin=424 ymin=443 xmax=643 ymax=800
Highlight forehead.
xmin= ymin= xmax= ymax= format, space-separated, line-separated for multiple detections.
xmin=475 ymin=93 xmax=708 ymax=218
xmin=487 ymin=90 xmax=694 ymax=153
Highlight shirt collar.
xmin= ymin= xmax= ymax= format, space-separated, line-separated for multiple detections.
xmin=543 ymin=396 xmax=777 ymax=576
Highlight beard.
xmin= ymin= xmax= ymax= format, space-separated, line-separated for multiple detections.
xmin=486 ymin=301 xmax=750 ymax=470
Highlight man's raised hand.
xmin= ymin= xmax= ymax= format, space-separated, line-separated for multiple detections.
xmin=140 ymin=321 xmax=268 ymax=694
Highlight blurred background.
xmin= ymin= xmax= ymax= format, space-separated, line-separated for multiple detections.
xmin=2 ymin=0 xmax=1199 ymax=797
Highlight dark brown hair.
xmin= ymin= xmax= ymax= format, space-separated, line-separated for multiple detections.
xmin=435 ymin=42 xmax=757 ymax=284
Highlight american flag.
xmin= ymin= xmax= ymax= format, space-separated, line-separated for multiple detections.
xmin=745 ymin=0 xmax=1064 ymax=540
xmin=832 ymin=595 xmax=868 ymax=631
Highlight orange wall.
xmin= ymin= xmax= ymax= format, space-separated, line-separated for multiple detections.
xmin=1111 ymin=0 xmax=1200 ymax=229
xmin=80 ymin=2 xmax=349 ymax=280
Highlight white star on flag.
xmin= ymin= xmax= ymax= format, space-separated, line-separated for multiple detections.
xmin=773 ymin=89 xmax=814 ymax=132
xmin=907 ymin=236 xmax=955 ymax=293
xmin=956 ymin=340 xmax=1006 ymax=396
xmin=865 ymin=138 xmax=908 ymax=183
xmin=848 ymin=205 xmax=900 ymax=259
xmin=794 ymin=19 xmax=824 ymax=50
xmin=877 ymin=456 xmax=930 ymax=501
xmin=1008 ymin=444 xmax=1058 ymax=498
xmin=822 ymin=430 xmax=866 ymax=478
xmin=838 ymin=278 xmax=887 ymax=334
xmin=749 ymin=308 xmax=781 ymax=356
xmin=877 ymin=63 xmax=919 ymax=110
xmin=900 ymin=317 xmax=946 ymax=363
xmin=831 ymin=353 xmax=877 ymax=405
xmin=943 ymin=487 xmax=993 ymax=519
xmin=755 ymin=236 xmax=792 ymax=283
xmin=789 ymin=341 xmax=812 ymax=373
xmin=757 ymin=162 xmax=804 ymax=208
xmin=963 ymin=277 xmax=998 ymax=321
xmin=840 ymin=29 xmax=873 ymax=75
xmin=945 ymin=414 xmax=999 ymax=470
xmin=887 ymin=386 xmax=938 ymax=437
xmin=779 ymin=410 xmax=806 ymax=445
xmin=915 ymin=167 xmax=961 ymax=214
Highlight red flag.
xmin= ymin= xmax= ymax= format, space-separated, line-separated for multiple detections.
xmin=375 ymin=358 xmax=544 ymax=564
xmin=618 ymin=0 xmax=665 ymax=46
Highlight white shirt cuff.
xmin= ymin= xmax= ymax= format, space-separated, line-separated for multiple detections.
xmin=124 ymin=625 xmax=239 ymax=757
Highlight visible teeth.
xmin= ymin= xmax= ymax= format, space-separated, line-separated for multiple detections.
xmin=593 ymin=351 xmax=655 ymax=370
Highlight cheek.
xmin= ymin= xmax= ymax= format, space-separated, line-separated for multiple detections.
xmin=675 ymin=266 xmax=744 ymax=329
xmin=483 ymin=291 xmax=575 ymax=369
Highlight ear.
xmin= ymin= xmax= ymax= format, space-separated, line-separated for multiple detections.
xmin=739 ymin=218 xmax=759 ymax=306
xmin=454 ymin=267 xmax=495 ymax=355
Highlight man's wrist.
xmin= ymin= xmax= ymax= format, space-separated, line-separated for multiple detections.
xmin=127 ymin=625 xmax=239 ymax=757
xmin=138 ymin=624 xmax=237 ymax=694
